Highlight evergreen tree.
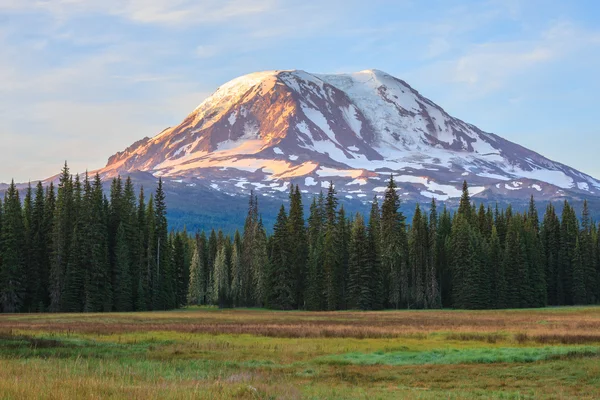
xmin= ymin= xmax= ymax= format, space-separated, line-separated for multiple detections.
xmin=1 ymin=181 xmax=25 ymax=312
xmin=154 ymin=178 xmax=173 ymax=310
xmin=287 ymin=185 xmax=307 ymax=309
xmin=50 ymin=163 xmax=73 ymax=311
xmin=63 ymin=175 xmax=85 ymax=312
xmin=380 ymin=176 xmax=407 ymax=308
xmin=230 ymin=230 xmax=243 ymax=307
xmin=450 ymin=214 xmax=471 ymax=308
xmin=489 ymin=226 xmax=506 ymax=308
xmin=84 ymin=174 xmax=111 ymax=312
xmin=212 ymin=247 xmax=230 ymax=308
xmin=268 ymin=206 xmax=294 ymax=309
xmin=367 ymin=197 xmax=383 ymax=310
xmin=541 ymin=204 xmax=561 ymax=305
xmin=322 ymin=183 xmax=343 ymax=310
xmin=187 ymin=237 xmax=202 ymax=305
xmin=559 ymin=201 xmax=579 ymax=305
xmin=348 ymin=213 xmax=369 ymax=309
xmin=409 ymin=204 xmax=427 ymax=308
xmin=113 ymin=224 xmax=133 ymax=311
xmin=253 ymin=219 xmax=270 ymax=307
xmin=427 ymin=199 xmax=441 ymax=308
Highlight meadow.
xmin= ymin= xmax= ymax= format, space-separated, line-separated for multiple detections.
xmin=0 ymin=307 xmax=599 ymax=399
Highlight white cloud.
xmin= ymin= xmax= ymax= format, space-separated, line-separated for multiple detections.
xmin=0 ymin=0 xmax=278 ymax=26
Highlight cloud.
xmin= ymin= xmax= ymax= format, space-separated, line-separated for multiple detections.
xmin=195 ymin=45 xmax=219 ymax=59
xmin=405 ymin=21 xmax=600 ymax=99
xmin=0 ymin=0 xmax=279 ymax=26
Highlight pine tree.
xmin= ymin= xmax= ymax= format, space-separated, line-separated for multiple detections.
xmin=559 ymin=201 xmax=579 ymax=305
xmin=427 ymin=199 xmax=441 ymax=308
xmin=457 ymin=181 xmax=472 ymax=222
xmin=241 ymin=192 xmax=258 ymax=306
xmin=268 ymin=206 xmax=294 ymax=310
xmin=305 ymin=196 xmax=325 ymax=310
xmin=63 ymin=175 xmax=85 ymax=312
xmin=348 ymin=213 xmax=369 ymax=309
xmin=580 ymin=201 xmax=597 ymax=303
xmin=287 ymin=185 xmax=307 ymax=309
xmin=22 ymin=183 xmax=34 ymax=311
xmin=29 ymin=182 xmax=47 ymax=311
xmin=172 ymin=231 xmax=189 ymax=307
xmin=123 ymin=177 xmax=140 ymax=310
xmin=524 ymin=199 xmax=546 ymax=308
xmin=187 ymin=237 xmax=202 ymax=305
xmin=541 ymin=204 xmax=561 ymax=305
xmin=323 ymin=183 xmax=342 ymax=310
xmin=230 ymin=230 xmax=243 ymax=307
xmin=489 ymin=226 xmax=506 ymax=308
xmin=154 ymin=178 xmax=173 ymax=310
xmin=365 ymin=197 xmax=383 ymax=310
xmin=84 ymin=174 xmax=111 ymax=312
xmin=409 ymin=205 xmax=427 ymax=308
xmin=50 ymin=162 xmax=73 ymax=311
xmin=380 ymin=176 xmax=407 ymax=308
xmin=450 ymin=214 xmax=471 ymax=308
xmin=253 ymin=219 xmax=269 ymax=307
xmin=212 ymin=247 xmax=230 ymax=308
xmin=1 ymin=181 xmax=25 ymax=312
xmin=113 ymin=223 xmax=133 ymax=311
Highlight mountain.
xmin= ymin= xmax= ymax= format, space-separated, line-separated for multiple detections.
xmin=100 ymin=69 xmax=600 ymax=206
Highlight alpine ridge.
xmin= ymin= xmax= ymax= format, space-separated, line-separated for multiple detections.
xmin=100 ymin=69 xmax=600 ymax=203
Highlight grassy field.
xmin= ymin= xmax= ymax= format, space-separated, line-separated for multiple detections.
xmin=0 ymin=307 xmax=599 ymax=399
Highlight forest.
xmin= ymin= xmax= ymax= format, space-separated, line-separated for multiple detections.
xmin=0 ymin=163 xmax=599 ymax=313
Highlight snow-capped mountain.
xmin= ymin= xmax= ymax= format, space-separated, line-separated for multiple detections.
xmin=100 ymin=69 xmax=600 ymax=202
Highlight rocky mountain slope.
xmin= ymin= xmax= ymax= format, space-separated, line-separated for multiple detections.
xmin=99 ymin=69 xmax=600 ymax=204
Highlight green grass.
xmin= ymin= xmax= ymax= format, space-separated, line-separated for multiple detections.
xmin=318 ymin=346 xmax=600 ymax=366
xmin=0 ymin=306 xmax=599 ymax=399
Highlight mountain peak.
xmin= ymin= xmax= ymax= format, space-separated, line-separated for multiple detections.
xmin=102 ymin=69 xmax=600 ymax=202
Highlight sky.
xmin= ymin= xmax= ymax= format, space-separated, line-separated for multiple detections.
xmin=1 ymin=0 xmax=600 ymax=183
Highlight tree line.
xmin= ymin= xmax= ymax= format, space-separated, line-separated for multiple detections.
xmin=0 ymin=163 xmax=190 ymax=313
xmin=187 ymin=177 xmax=600 ymax=310
xmin=1 ymin=165 xmax=599 ymax=312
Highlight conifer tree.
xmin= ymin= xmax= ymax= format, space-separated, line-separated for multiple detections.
xmin=230 ymin=230 xmax=243 ymax=306
xmin=305 ymin=196 xmax=325 ymax=310
xmin=50 ymin=163 xmax=73 ymax=311
xmin=427 ymin=199 xmax=441 ymax=308
xmin=241 ymin=192 xmax=258 ymax=306
xmin=450 ymin=214 xmax=471 ymax=308
xmin=63 ymin=175 xmax=85 ymax=312
xmin=212 ymin=247 xmax=230 ymax=308
xmin=348 ymin=213 xmax=369 ymax=309
xmin=580 ymin=201 xmax=597 ymax=303
xmin=113 ymin=224 xmax=133 ymax=311
xmin=253 ymin=219 xmax=270 ymax=307
xmin=287 ymin=185 xmax=307 ymax=309
xmin=559 ymin=201 xmax=579 ymax=305
xmin=380 ymin=176 xmax=407 ymax=308
xmin=457 ymin=181 xmax=472 ymax=222
xmin=367 ymin=197 xmax=383 ymax=309
xmin=187 ymin=238 xmax=202 ymax=305
xmin=489 ymin=226 xmax=506 ymax=308
xmin=22 ymin=184 xmax=34 ymax=311
xmin=1 ymin=181 xmax=25 ymax=312
xmin=268 ymin=205 xmax=294 ymax=310
xmin=29 ymin=182 xmax=47 ymax=311
xmin=84 ymin=174 xmax=111 ymax=312
xmin=541 ymin=204 xmax=561 ymax=305
xmin=409 ymin=204 xmax=427 ymax=308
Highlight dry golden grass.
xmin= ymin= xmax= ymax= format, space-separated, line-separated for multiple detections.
xmin=1 ymin=307 xmax=599 ymax=340
xmin=0 ymin=306 xmax=599 ymax=399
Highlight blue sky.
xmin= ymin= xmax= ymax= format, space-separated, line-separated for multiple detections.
xmin=1 ymin=0 xmax=599 ymax=182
